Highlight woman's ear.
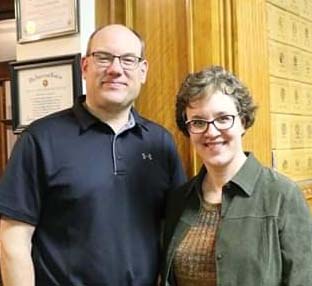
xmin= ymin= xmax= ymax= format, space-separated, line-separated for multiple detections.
xmin=240 ymin=117 xmax=246 ymax=136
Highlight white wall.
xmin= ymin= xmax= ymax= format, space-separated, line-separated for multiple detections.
xmin=0 ymin=19 xmax=17 ymax=61
xmin=15 ymin=0 xmax=96 ymax=61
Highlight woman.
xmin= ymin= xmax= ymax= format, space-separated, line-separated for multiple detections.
xmin=162 ymin=66 xmax=312 ymax=285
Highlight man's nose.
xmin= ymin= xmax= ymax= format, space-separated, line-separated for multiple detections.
xmin=106 ymin=57 xmax=123 ymax=74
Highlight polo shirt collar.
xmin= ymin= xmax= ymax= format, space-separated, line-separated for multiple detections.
xmin=73 ymin=96 xmax=98 ymax=130
xmin=73 ymin=95 xmax=149 ymax=132
xmin=129 ymin=108 xmax=149 ymax=131
xmin=187 ymin=152 xmax=262 ymax=197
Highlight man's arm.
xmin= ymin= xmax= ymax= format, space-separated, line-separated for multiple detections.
xmin=0 ymin=216 xmax=35 ymax=286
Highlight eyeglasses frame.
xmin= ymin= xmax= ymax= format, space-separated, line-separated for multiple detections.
xmin=87 ymin=51 xmax=144 ymax=70
xmin=185 ymin=114 xmax=239 ymax=134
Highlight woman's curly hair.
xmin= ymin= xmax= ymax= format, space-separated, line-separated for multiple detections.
xmin=176 ymin=66 xmax=258 ymax=136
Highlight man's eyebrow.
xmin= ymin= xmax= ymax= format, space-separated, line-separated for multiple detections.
xmin=92 ymin=51 xmax=139 ymax=57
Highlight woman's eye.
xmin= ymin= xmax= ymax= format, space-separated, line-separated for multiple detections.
xmin=216 ymin=116 xmax=230 ymax=123
xmin=192 ymin=120 xmax=206 ymax=127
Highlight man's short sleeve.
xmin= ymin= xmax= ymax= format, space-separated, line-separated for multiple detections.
xmin=0 ymin=131 xmax=43 ymax=225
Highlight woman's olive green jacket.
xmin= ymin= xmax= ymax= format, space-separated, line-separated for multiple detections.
xmin=162 ymin=153 xmax=312 ymax=286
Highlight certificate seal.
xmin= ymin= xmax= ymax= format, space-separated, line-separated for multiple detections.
xmin=25 ymin=21 xmax=36 ymax=35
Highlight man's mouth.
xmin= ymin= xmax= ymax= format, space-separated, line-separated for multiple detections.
xmin=102 ymin=81 xmax=127 ymax=89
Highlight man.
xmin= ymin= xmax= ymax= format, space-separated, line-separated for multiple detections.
xmin=0 ymin=24 xmax=185 ymax=285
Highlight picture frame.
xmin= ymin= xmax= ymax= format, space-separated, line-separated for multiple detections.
xmin=10 ymin=54 xmax=82 ymax=133
xmin=15 ymin=0 xmax=79 ymax=43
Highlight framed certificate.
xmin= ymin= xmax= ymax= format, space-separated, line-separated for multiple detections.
xmin=10 ymin=54 xmax=82 ymax=133
xmin=16 ymin=0 xmax=79 ymax=43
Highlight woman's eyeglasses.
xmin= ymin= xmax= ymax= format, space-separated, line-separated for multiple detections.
xmin=185 ymin=115 xmax=238 ymax=134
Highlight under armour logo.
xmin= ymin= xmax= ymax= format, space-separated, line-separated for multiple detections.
xmin=142 ymin=153 xmax=153 ymax=160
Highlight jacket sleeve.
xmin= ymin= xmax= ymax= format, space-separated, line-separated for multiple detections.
xmin=278 ymin=183 xmax=312 ymax=285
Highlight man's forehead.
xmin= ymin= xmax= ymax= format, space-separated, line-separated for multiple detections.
xmin=92 ymin=26 xmax=141 ymax=51
xmin=91 ymin=30 xmax=142 ymax=56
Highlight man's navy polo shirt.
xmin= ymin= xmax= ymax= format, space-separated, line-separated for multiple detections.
xmin=0 ymin=96 xmax=186 ymax=285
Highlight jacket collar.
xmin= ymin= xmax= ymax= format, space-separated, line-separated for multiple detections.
xmin=186 ymin=152 xmax=262 ymax=197
xmin=230 ymin=152 xmax=263 ymax=196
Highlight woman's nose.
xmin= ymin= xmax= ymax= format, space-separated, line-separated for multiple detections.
xmin=203 ymin=122 xmax=221 ymax=137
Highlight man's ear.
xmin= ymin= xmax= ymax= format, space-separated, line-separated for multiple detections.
xmin=81 ymin=57 xmax=88 ymax=80
xmin=139 ymin=60 xmax=148 ymax=84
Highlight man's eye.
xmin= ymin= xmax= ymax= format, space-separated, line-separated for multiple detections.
xmin=98 ymin=56 xmax=111 ymax=62
xmin=121 ymin=57 xmax=136 ymax=64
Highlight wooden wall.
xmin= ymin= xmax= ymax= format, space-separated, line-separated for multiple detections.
xmin=0 ymin=62 xmax=10 ymax=176
xmin=232 ymin=0 xmax=272 ymax=166
xmin=95 ymin=0 xmax=271 ymax=176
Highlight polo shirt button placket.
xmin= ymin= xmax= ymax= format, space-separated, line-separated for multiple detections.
xmin=216 ymin=253 xmax=223 ymax=260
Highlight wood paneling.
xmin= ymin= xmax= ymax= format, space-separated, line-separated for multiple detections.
xmin=0 ymin=84 xmax=7 ymax=176
xmin=95 ymin=0 xmax=272 ymax=176
xmin=0 ymin=62 xmax=10 ymax=81
xmin=131 ymin=0 xmax=191 ymax=174
xmin=299 ymin=181 xmax=312 ymax=213
xmin=184 ymin=0 xmax=271 ymax=171
xmin=96 ymin=0 xmax=126 ymax=26
xmin=188 ymin=0 xmax=232 ymax=172
xmin=0 ymin=62 xmax=9 ymax=175
xmin=96 ymin=0 xmax=192 ymax=175
xmin=192 ymin=0 xmax=225 ymax=69
xmin=232 ymin=0 xmax=271 ymax=166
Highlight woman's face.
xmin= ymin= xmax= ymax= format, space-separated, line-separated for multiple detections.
xmin=185 ymin=90 xmax=246 ymax=171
